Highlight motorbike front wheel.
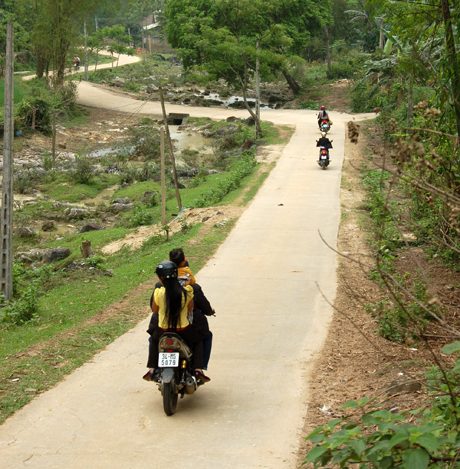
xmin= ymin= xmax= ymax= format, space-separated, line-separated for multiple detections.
xmin=163 ymin=378 xmax=178 ymax=416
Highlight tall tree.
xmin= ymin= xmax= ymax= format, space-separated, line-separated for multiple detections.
xmin=166 ymin=0 xmax=331 ymax=130
xmin=32 ymin=0 xmax=102 ymax=83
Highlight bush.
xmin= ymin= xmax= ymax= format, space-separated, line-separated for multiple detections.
xmin=72 ymin=155 xmax=95 ymax=184
xmin=194 ymin=151 xmax=257 ymax=207
xmin=129 ymin=205 xmax=155 ymax=227
xmin=1 ymin=282 xmax=42 ymax=324
xmin=18 ymin=97 xmax=52 ymax=134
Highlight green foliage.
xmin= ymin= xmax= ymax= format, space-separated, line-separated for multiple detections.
xmin=1 ymin=263 xmax=54 ymax=325
xmin=306 ymin=346 xmax=460 ymax=468
xmin=194 ymin=150 xmax=257 ymax=207
xmin=72 ymin=155 xmax=95 ymax=184
xmin=128 ymin=205 xmax=156 ymax=227
xmin=18 ymin=96 xmax=52 ymax=134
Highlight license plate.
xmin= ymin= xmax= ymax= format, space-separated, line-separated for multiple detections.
xmin=321 ymin=155 xmax=328 ymax=160
xmin=159 ymin=352 xmax=179 ymax=367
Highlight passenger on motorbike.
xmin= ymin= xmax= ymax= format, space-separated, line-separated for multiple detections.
xmin=169 ymin=248 xmax=196 ymax=285
xmin=316 ymin=132 xmax=333 ymax=149
xmin=317 ymin=105 xmax=331 ymax=129
xmin=149 ymin=248 xmax=215 ymax=371
xmin=143 ymin=261 xmax=210 ymax=383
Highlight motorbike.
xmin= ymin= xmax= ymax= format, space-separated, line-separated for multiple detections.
xmin=320 ymin=119 xmax=330 ymax=133
xmin=74 ymin=61 xmax=80 ymax=71
xmin=318 ymin=146 xmax=330 ymax=170
xmin=155 ymin=332 xmax=204 ymax=415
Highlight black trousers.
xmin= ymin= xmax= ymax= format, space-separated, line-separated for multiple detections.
xmin=147 ymin=325 xmax=204 ymax=370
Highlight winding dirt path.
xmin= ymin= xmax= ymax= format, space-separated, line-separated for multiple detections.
xmin=1 ymin=71 xmax=374 ymax=468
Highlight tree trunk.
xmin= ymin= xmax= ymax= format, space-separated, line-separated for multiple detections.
xmin=407 ymin=47 xmax=415 ymax=131
xmin=242 ymin=86 xmax=263 ymax=137
xmin=282 ymin=71 xmax=301 ymax=95
xmin=441 ymin=0 xmax=460 ymax=138
xmin=80 ymin=240 xmax=94 ymax=259
xmin=324 ymin=26 xmax=331 ymax=71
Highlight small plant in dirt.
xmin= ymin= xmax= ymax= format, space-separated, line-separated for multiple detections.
xmin=72 ymin=155 xmax=96 ymax=184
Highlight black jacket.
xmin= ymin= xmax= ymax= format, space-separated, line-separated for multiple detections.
xmin=317 ymin=137 xmax=332 ymax=149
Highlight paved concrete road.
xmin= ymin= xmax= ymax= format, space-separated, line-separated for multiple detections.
xmin=0 ymin=81 xmax=374 ymax=467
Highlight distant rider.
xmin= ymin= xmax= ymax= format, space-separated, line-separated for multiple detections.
xmin=74 ymin=54 xmax=81 ymax=69
xmin=317 ymin=105 xmax=331 ymax=130
xmin=316 ymin=132 xmax=333 ymax=150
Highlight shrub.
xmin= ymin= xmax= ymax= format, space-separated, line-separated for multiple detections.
xmin=18 ymin=97 xmax=52 ymax=134
xmin=129 ymin=205 xmax=155 ymax=227
xmin=72 ymin=155 xmax=95 ymax=184
xmin=194 ymin=151 xmax=257 ymax=207
xmin=1 ymin=282 xmax=42 ymax=324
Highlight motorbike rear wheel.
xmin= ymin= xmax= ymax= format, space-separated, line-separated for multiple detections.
xmin=163 ymin=378 xmax=178 ymax=416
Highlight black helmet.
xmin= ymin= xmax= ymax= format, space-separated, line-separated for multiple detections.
xmin=155 ymin=260 xmax=178 ymax=279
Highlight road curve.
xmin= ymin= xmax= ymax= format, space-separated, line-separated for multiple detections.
xmin=0 ymin=80 xmax=374 ymax=468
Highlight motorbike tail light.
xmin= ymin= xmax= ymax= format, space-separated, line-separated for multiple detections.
xmin=322 ymin=120 xmax=327 ymax=124
xmin=165 ymin=338 xmax=174 ymax=346
xmin=322 ymin=150 xmax=327 ymax=155
xmin=167 ymin=350 xmax=173 ymax=353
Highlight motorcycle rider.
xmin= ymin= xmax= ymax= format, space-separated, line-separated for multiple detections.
xmin=317 ymin=105 xmax=331 ymax=129
xmin=149 ymin=248 xmax=215 ymax=371
xmin=74 ymin=54 xmax=81 ymax=69
xmin=144 ymin=261 xmax=210 ymax=383
xmin=316 ymin=131 xmax=333 ymax=150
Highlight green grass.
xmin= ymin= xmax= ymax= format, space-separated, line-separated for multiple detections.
xmin=39 ymin=172 xmax=119 ymax=202
xmin=0 ymin=77 xmax=28 ymax=107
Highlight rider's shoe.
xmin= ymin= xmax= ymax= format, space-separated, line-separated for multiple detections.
xmin=143 ymin=369 xmax=160 ymax=381
xmin=195 ymin=369 xmax=211 ymax=383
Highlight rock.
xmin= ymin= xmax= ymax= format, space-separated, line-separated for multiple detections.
xmin=79 ymin=223 xmax=104 ymax=233
xmin=41 ymin=221 xmax=56 ymax=232
xmin=169 ymin=179 xmax=186 ymax=189
xmin=202 ymin=216 xmax=211 ymax=222
xmin=244 ymin=117 xmax=256 ymax=126
xmin=52 ymin=202 xmax=79 ymax=210
xmin=386 ymin=380 xmax=422 ymax=395
xmin=63 ymin=208 xmax=90 ymax=220
xmin=15 ymin=227 xmax=35 ymax=238
xmin=226 ymin=116 xmax=239 ymax=122
xmin=43 ymin=247 xmax=71 ymax=263
xmin=112 ymin=197 xmax=131 ymax=205
xmin=242 ymin=139 xmax=255 ymax=150
xmin=110 ymin=203 xmax=133 ymax=213
xmin=113 ymin=76 xmax=125 ymax=86
xmin=146 ymin=84 xmax=158 ymax=93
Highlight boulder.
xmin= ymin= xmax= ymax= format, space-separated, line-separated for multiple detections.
xmin=112 ymin=197 xmax=131 ymax=205
xmin=110 ymin=203 xmax=133 ymax=213
xmin=63 ymin=208 xmax=90 ymax=220
xmin=79 ymin=223 xmax=104 ymax=233
xmin=43 ymin=247 xmax=71 ymax=263
xmin=15 ymin=227 xmax=35 ymax=238
xmin=41 ymin=221 xmax=56 ymax=232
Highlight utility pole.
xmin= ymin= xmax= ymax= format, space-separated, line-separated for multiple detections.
xmin=1 ymin=23 xmax=14 ymax=301
xmin=159 ymin=85 xmax=182 ymax=212
xmin=84 ymin=20 xmax=89 ymax=81
xmin=255 ymin=40 xmax=261 ymax=139
xmin=160 ymin=129 xmax=166 ymax=224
